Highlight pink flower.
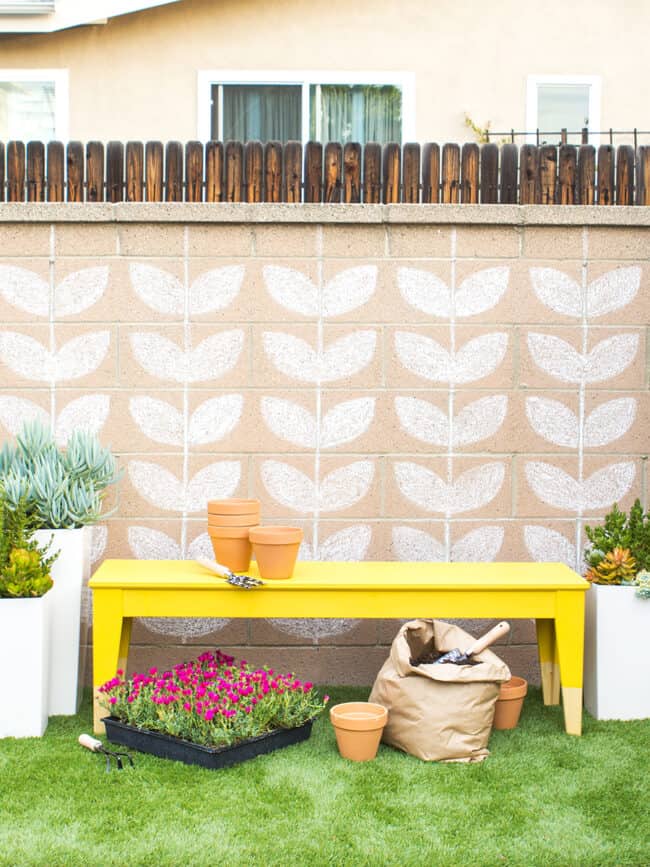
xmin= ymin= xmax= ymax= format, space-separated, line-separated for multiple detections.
xmin=116 ymin=669 xmax=124 ymax=676
xmin=109 ymin=697 xmax=117 ymax=705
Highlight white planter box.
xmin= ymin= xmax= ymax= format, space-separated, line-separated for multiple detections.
xmin=584 ymin=583 xmax=650 ymax=720
xmin=33 ymin=526 xmax=91 ymax=716
xmin=0 ymin=595 xmax=50 ymax=738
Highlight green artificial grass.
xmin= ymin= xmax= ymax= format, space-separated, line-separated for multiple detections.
xmin=1 ymin=687 xmax=649 ymax=867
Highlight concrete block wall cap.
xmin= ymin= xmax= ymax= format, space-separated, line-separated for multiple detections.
xmin=2 ymin=201 xmax=650 ymax=226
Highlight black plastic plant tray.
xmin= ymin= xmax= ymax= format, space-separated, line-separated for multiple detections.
xmin=102 ymin=716 xmax=313 ymax=770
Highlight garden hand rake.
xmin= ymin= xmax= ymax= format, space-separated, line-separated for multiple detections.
xmin=79 ymin=734 xmax=134 ymax=772
xmin=435 ymin=621 xmax=510 ymax=666
xmin=195 ymin=556 xmax=264 ymax=589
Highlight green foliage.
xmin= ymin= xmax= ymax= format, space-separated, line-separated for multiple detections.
xmin=584 ymin=499 xmax=650 ymax=577
xmin=0 ymin=421 xmax=121 ymax=529
xmin=0 ymin=494 xmax=57 ymax=598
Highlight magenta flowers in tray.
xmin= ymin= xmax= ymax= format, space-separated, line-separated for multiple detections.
xmin=99 ymin=650 xmax=329 ymax=749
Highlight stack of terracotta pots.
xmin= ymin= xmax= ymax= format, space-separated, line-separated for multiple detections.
xmin=207 ymin=498 xmax=303 ymax=579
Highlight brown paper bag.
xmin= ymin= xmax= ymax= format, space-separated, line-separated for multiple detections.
xmin=369 ymin=619 xmax=511 ymax=763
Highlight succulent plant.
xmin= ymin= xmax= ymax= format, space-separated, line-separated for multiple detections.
xmin=584 ymin=500 xmax=650 ymax=584
xmin=0 ymin=421 xmax=121 ymax=529
xmin=634 ymin=570 xmax=650 ymax=600
xmin=585 ymin=547 xmax=637 ymax=586
xmin=0 ymin=495 xmax=57 ymax=598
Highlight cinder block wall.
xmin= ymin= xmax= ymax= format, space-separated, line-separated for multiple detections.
xmin=0 ymin=204 xmax=647 ymax=687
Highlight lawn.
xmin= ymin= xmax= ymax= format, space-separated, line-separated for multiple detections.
xmin=1 ymin=686 xmax=649 ymax=867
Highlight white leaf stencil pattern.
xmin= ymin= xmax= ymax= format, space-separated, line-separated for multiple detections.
xmin=129 ymin=395 xmax=243 ymax=447
xmin=392 ymin=525 xmax=503 ymax=562
xmin=394 ymin=462 xmax=505 ymax=514
xmin=129 ymin=527 xmax=229 ymax=638
xmin=129 ymin=330 xmax=244 ymax=383
xmin=0 ymin=264 xmax=108 ymax=317
xmin=128 ymin=460 xmax=240 ymax=513
xmin=0 ymin=395 xmax=110 ymax=443
xmin=398 ymin=266 xmax=509 ymax=318
xmin=261 ymin=460 xmax=373 ymax=513
xmin=395 ymin=331 xmax=508 ymax=384
xmin=270 ymin=526 xmax=371 ymax=640
xmin=524 ymin=525 xmax=576 ymax=569
xmin=130 ymin=263 xmax=244 ymax=315
xmin=526 ymin=396 xmax=637 ymax=448
xmin=530 ymin=266 xmax=641 ymax=319
xmin=526 ymin=333 xmax=638 ymax=384
xmin=261 ymin=396 xmax=375 ymax=448
xmin=262 ymin=331 xmax=376 ymax=383
xmin=395 ymin=395 xmax=507 ymax=446
xmin=525 ymin=461 xmax=635 ymax=512
xmin=0 ymin=331 xmax=110 ymax=382
xmin=263 ymin=265 xmax=377 ymax=318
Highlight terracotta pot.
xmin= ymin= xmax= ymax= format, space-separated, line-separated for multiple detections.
xmin=330 ymin=702 xmax=388 ymax=761
xmin=207 ymin=498 xmax=260 ymax=516
xmin=493 ymin=676 xmax=528 ymax=730
xmin=207 ymin=513 xmax=260 ymax=528
xmin=208 ymin=526 xmax=252 ymax=572
xmin=249 ymin=526 xmax=303 ymax=579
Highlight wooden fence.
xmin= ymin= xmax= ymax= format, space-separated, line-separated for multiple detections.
xmin=2 ymin=139 xmax=650 ymax=205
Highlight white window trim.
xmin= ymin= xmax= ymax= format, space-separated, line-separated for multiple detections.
xmin=0 ymin=68 xmax=68 ymax=140
xmin=526 ymin=74 xmax=601 ymax=145
xmin=197 ymin=69 xmax=415 ymax=144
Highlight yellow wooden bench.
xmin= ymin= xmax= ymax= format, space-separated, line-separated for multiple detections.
xmin=89 ymin=559 xmax=589 ymax=735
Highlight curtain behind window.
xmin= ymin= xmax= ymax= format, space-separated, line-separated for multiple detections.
xmin=0 ymin=81 xmax=55 ymax=140
xmin=313 ymin=84 xmax=402 ymax=144
xmin=217 ymin=84 xmax=302 ymax=143
xmin=537 ymin=84 xmax=590 ymax=144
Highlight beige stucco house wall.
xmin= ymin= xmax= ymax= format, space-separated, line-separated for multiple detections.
xmin=1 ymin=0 xmax=650 ymax=145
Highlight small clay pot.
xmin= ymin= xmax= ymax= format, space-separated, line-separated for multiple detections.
xmin=208 ymin=526 xmax=252 ymax=572
xmin=207 ymin=498 xmax=260 ymax=516
xmin=493 ymin=676 xmax=528 ymax=730
xmin=207 ymin=512 xmax=260 ymax=528
xmin=330 ymin=702 xmax=388 ymax=761
xmin=249 ymin=526 xmax=303 ymax=579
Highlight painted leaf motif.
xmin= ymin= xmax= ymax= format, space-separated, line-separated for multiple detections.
xmin=0 ymin=331 xmax=110 ymax=382
xmin=129 ymin=526 xmax=181 ymax=559
xmin=129 ymin=396 xmax=183 ymax=446
xmin=395 ymin=396 xmax=449 ymax=446
xmin=525 ymin=461 xmax=636 ymax=511
xmin=395 ymin=331 xmax=508 ymax=383
xmin=0 ymin=396 xmax=48 ymax=434
xmin=261 ymin=459 xmax=373 ymax=513
xmin=451 ymin=527 xmax=504 ymax=562
xmin=526 ymin=397 xmax=578 ymax=448
xmin=55 ymin=266 xmax=109 ymax=317
xmin=189 ymin=266 xmax=245 ymax=314
xmin=129 ymin=330 xmax=244 ymax=383
xmin=0 ymin=265 xmax=49 ymax=315
xmin=128 ymin=460 xmax=240 ymax=512
xmin=587 ymin=267 xmax=641 ymax=318
xmin=129 ymin=263 xmax=184 ymax=314
xmin=455 ymin=267 xmax=509 ymax=317
xmin=261 ymin=397 xmax=316 ymax=447
xmin=318 ymin=525 xmax=372 ymax=561
xmin=392 ymin=526 xmax=446 ymax=561
xmin=453 ymin=396 xmax=508 ymax=445
xmin=187 ymin=533 xmax=213 ymax=560
xmin=186 ymin=462 xmax=240 ymax=513
xmin=524 ymin=525 xmax=576 ymax=569
xmin=320 ymin=397 xmax=375 ymax=448
xmin=55 ymin=395 xmax=110 ymax=444
xmin=263 ymin=265 xmax=319 ymax=316
xmin=91 ymin=525 xmax=108 ymax=565
xmin=262 ymin=330 xmax=376 ymax=383
xmin=188 ymin=395 xmax=243 ymax=445
xmin=530 ymin=268 xmax=582 ymax=318
xmin=527 ymin=333 xmax=639 ymax=383
xmin=583 ymin=397 xmax=637 ymax=447
xmin=397 ymin=268 xmax=450 ymax=317
xmin=394 ymin=461 xmax=505 ymax=514
xmin=322 ymin=266 xmax=377 ymax=317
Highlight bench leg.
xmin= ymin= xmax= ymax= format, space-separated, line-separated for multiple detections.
xmin=555 ymin=591 xmax=585 ymax=736
xmin=92 ymin=590 xmax=128 ymax=734
xmin=536 ymin=618 xmax=560 ymax=705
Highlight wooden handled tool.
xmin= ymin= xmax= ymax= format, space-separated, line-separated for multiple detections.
xmin=435 ymin=621 xmax=510 ymax=666
xmin=79 ymin=733 xmax=134 ymax=771
xmin=195 ymin=556 xmax=264 ymax=589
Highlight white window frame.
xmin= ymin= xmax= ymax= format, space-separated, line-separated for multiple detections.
xmin=526 ymin=74 xmax=601 ymax=144
xmin=197 ymin=69 xmax=415 ymax=144
xmin=0 ymin=68 xmax=68 ymax=140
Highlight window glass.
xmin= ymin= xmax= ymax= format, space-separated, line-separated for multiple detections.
xmin=537 ymin=84 xmax=590 ymax=143
xmin=212 ymin=84 xmax=302 ymax=143
xmin=0 ymin=80 xmax=56 ymax=140
xmin=310 ymin=84 xmax=402 ymax=144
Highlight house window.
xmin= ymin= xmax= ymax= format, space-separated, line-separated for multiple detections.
xmin=0 ymin=70 xmax=68 ymax=141
xmin=200 ymin=71 xmax=414 ymax=145
xmin=526 ymin=75 xmax=601 ymax=144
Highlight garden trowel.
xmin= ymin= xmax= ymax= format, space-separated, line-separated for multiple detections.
xmin=195 ymin=556 xmax=264 ymax=589
xmin=435 ymin=621 xmax=510 ymax=666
